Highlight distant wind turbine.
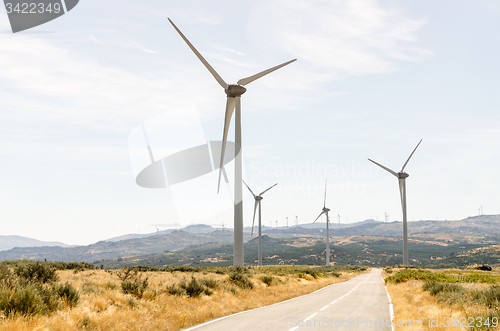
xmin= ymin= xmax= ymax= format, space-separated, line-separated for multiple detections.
xmin=169 ymin=19 xmax=295 ymax=266
xmin=313 ymin=181 xmax=331 ymax=267
xmin=242 ymin=180 xmax=277 ymax=266
xmin=368 ymin=139 xmax=422 ymax=265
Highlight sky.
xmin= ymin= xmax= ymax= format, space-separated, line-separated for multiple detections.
xmin=0 ymin=0 xmax=499 ymax=246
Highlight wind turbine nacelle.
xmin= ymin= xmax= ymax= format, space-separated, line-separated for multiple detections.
xmin=225 ymin=85 xmax=247 ymax=97
xmin=398 ymin=172 xmax=409 ymax=179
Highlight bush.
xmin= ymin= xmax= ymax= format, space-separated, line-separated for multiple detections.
xmin=473 ymin=285 xmax=500 ymax=308
xmin=116 ymin=267 xmax=139 ymax=281
xmin=121 ymin=277 xmax=148 ymax=299
xmin=0 ymin=263 xmax=16 ymax=290
xmin=200 ymin=278 xmax=219 ymax=289
xmin=260 ymin=275 xmax=275 ymax=286
xmin=184 ymin=277 xmax=204 ymax=298
xmin=385 ymin=269 xmax=455 ymax=284
xmin=56 ymin=282 xmax=79 ymax=307
xmin=15 ymin=261 xmax=58 ymax=284
xmin=37 ymin=284 xmax=61 ymax=312
xmin=422 ymin=281 xmax=463 ymax=296
xmin=167 ymin=282 xmax=186 ymax=296
xmin=229 ymin=272 xmax=253 ymax=289
xmin=6 ymin=285 xmax=46 ymax=316
xmin=477 ymin=264 xmax=493 ymax=271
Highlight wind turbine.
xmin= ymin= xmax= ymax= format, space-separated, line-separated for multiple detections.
xmin=313 ymin=181 xmax=331 ymax=267
xmin=368 ymin=139 xmax=422 ymax=266
xmin=168 ymin=19 xmax=295 ymax=266
xmin=337 ymin=212 xmax=341 ymax=229
xmin=243 ymin=180 xmax=277 ymax=266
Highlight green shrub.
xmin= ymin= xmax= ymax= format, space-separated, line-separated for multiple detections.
xmin=422 ymin=281 xmax=467 ymax=305
xmin=56 ymin=282 xmax=79 ymax=307
xmin=183 ymin=277 xmax=204 ymax=298
xmin=260 ymin=275 xmax=275 ymax=286
xmin=15 ymin=261 xmax=58 ymax=284
xmin=0 ymin=263 xmax=16 ymax=290
xmin=167 ymin=284 xmax=185 ymax=296
xmin=36 ymin=284 xmax=61 ymax=312
xmin=121 ymin=277 xmax=148 ymax=299
xmin=9 ymin=285 xmax=46 ymax=316
xmin=0 ymin=289 xmax=12 ymax=313
xmin=459 ymin=274 xmax=498 ymax=284
xmin=229 ymin=272 xmax=253 ymax=289
xmin=79 ymin=316 xmax=94 ymax=330
xmin=116 ymin=266 xmax=139 ymax=281
xmin=476 ymin=264 xmax=493 ymax=271
xmin=423 ymin=281 xmax=463 ymax=296
xmin=200 ymin=278 xmax=219 ymax=289
xmin=203 ymin=288 xmax=214 ymax=296
xmin=473 ymin=285 xmax=500 ymax=308
xmin=385 ymin=269 xmax=456 ymax=284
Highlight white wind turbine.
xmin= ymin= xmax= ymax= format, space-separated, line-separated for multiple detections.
xmin=313 ymin=181 xmax=331 ymax=267
xmin=243 ymin=180 xmax=278 ymax=267
xmin=169 ymin=19 xmax=295 ymax=266
xmin=368 ymin=139 xmax=422 ymax=266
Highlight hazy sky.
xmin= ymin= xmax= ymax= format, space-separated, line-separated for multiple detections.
xmin=1 ymin=0 xmax=499 ymax=245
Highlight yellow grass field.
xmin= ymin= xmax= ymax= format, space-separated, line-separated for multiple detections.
xmin=0 ymin=266 xmax=367 ymax=331
xmin=383 ymin=268 xmax=500 ymax=331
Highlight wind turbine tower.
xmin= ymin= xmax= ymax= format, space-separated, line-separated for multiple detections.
xmin=169 ymin=19 xmax=295 ymax=266
xmin=313 ymin=181 xmax=332 ymax=267
xmin=368 ymin=139 xmax=422 ymax=265
xmin=243 ymin=181 xmax=277 ymax=266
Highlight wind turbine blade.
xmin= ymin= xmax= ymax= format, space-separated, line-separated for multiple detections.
xmin=260 ymin=183 xmax=278 ymax=196
xmin=251 ymin=200 xmax=259 ymax=236
xmin=313 ymin=211 xmax=325 ymax=223
xmin=242 ymin=180 xmax=256 ymax=198
xmin=217 ymin=97 xmax=236 ymax=193
xmin=237 ymin=59 xmax=296 ymax=86
xmin=222 ymin=165 xmax=229 ymax=183
xmin=323 ymin=180 xmax=327 ymax=208
xmin=168 ymin=18 xmax=228 ymax=89
xmin=401 ymin=139 xmax=423 ymax=172
xmin=368 ymin=158 xmax=398 ymax=177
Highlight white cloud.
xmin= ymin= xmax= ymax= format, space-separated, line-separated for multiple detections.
xmin=249 ymin=0 xmax=432 ymax=82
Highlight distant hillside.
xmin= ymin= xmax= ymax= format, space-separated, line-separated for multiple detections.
xmin=425 ymin=244 xmax=500 ymax=268
xmin=98 ymin=234 xmax=493 ymax=269
xmin=0 ymin=230 xmax=241 ymax=263
xmin=105 ymin=224 xmax=221 ymax=242
xmin=2 ymin=215 xmax=498 ymax=264
xmin=0 ymin=235 xmax=69 ymax=252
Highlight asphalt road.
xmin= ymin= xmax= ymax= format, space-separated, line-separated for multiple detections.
xmin=186 ymin=268 xmax=393 ymax=331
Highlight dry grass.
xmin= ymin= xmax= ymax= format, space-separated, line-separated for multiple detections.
xmin=0 ymin=267 xmax=366 ymax=331
xmin=383 ymin=269 xmax=500 ymax=331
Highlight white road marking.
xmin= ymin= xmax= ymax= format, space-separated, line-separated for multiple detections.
xmin=320 ymin=305 xmax=329 ymax=311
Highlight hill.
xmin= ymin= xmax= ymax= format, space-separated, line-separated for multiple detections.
xmin=0 ymin=235 xmax=70 ymax=252
xmin=0 ymin=230 xmax=241 ymax=263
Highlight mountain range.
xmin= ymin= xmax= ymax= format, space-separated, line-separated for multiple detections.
xmin=0 ymin=215 xmax=498 ymax=266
